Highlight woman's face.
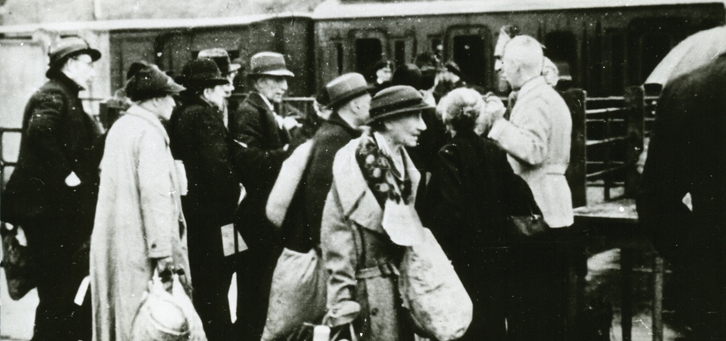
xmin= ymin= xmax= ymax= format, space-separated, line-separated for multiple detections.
xmin=384 ymin=111 xmax=427 ymax=148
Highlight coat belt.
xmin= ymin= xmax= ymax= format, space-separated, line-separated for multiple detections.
xmin=543 ymin=164 xmax=568 ymax=175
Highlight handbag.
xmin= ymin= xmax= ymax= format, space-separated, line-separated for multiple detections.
xmin=266 ymin=140 xmax=315 ymax=228
xmin=508 ymin=209 xmax=549 ymax=238
xmin=1 ymin=222 xmax=36 ymax=300
xmin=398 ymin=228 xmax=473 ymax=341
xmin=262 ymin=248 xmax=328 ymax=341
xmin=131 ymin=270 xmax=206 ymax=341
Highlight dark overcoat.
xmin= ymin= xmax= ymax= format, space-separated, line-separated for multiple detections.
xmin=283 ymin=113 xmax=361 ymax=251
xmin=636 ymin=55 xmax=726 ymax=337
xmin=230 ymin=92 xmax=292 ymax=246
xmin=3 ymin=70 xmax=102 ymax=238
xmin=167 ymin=95 xmax=240 ymax=230
xmin=421 ymin=131 xmax=540 ymax=340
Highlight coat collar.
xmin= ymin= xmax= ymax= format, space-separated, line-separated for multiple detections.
xmin=326 ymin=112 xmax=361 ymax=138
xmin=47 ymin=69 xmax=84 ymax=95
xmin=246 ymin=92 xmax=275 ymax=113
xmin=125 ymin=105 xmax=170 ymax=145
xmin=516 ymin=76 xmax=547 ymax=102
xmin=332 ymin=136 xmax=421 ymax=233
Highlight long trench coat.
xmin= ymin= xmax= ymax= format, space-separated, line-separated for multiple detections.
xmin=90 ymin=105 xmax=191 ymax=341
xmin=321 ymin=136 xmax=420 ymax=341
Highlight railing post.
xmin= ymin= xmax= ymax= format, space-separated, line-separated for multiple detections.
xmin=652 ymin=256 xmax=664 ymax=341
xmin=624 ymin=86 xmax=645 ymax=198
xmin=563 ymin=89 xmax=587 ymax=208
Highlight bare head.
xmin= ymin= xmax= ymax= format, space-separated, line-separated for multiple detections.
xmin=501 ymin=35 xmax=544 ymax=89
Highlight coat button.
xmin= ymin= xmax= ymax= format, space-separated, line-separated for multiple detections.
xmin=371 ymin=307 xmax=379 ymax=316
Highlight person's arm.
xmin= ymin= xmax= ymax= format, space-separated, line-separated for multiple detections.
xmin=230 ymin=105 xmax=291 ymax=185
xmin=320 ymin=182 xmax=360 ymax=327
xmin=25 ymin=90 xmax=74 ymax=181
xmin=488 ymin=98 xmax=550 ymax=166
xmin=137 ymin=129 xmax=176 ymax=263
xmin=424 ymin=145 xmax=466 ymax=237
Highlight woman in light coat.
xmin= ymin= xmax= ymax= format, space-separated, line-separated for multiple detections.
xmin=321 ymin=85 xmax=430 ymax=341
xmin=90 ymin=62 xmax=191 ymax=341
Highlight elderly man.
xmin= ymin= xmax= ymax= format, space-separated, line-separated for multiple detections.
xmin=197 ymin=48 xmax=241 ymax=113
xmin=230 ymin=51 xmax=299 ymax=340
xmin=485 ymin=35 xmax=573 ymax=341
xmin=2 ymin=36 xmax=103 ymax=341
xmin=168 ymin=58 xmax=242 ymax=341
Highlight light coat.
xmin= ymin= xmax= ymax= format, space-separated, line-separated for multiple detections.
xmin=90 ymin=105 xmax=190 ymax=341
xmin=321 ymin=136 xmax=419 ymax=341
xmin=488 ymin=76 xmax=573 ymax=227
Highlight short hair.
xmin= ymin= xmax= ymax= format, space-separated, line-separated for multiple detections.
xmin=436 ymin=88 xmax=484 ymax=134
xmin=503 ymin=35 xmax=544 ymax=77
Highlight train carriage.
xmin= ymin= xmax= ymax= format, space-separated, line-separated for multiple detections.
xmin=312 ymin=0 xmax=725 ymax=96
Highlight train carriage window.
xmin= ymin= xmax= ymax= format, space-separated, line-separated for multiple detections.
xmin=452 ymin=35 xmax=486 ymax=86
xmin=336 ymin=43 xmax=344 ymax=75
xmin=394 ymin=41 xmax=406 ymax=69
xmin=355 ymin=38 xmax=383 ymax=76
xmin=544 ymin=31 xmax=577 ymax=87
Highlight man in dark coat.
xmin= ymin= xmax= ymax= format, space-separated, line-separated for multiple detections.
xmin=637 ymin=54 xmax=726 ymax=341
xmin=230 ymin=51 xmax=299 ymax=340
xmin=285 ymin=72 xmax=371 ymax=252
xmin=167 ymin=58 xmax=242 ymax=341
xmin=1 ymin=36 xmax=103 ymax=341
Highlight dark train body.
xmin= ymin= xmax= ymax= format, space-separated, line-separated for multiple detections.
xmin=83 ymin=1 xmax=726 ymax=97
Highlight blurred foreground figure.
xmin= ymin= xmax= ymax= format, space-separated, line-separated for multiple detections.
xmin=637 ymin=54 xmax=726 ymax=341
xmin=2 ymin=36 xmax=104 ymax=341
xmin=91 ymin=62 xmax=191 ymax=341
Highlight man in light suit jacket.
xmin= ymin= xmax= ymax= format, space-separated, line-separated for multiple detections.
xmin=485 ymin=35 xmax=574 ymax=341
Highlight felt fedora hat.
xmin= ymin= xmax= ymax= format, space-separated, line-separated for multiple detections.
xmin=325 ymin=73 xmax=371 ymax=109
xmin=248 ymin=52 xmax=294 ymax=77
xmin=197 ymin=48 xmax=241 ymax=75
xmin=125 ymin=62 xmax=185 ymax=102
xmin=368 ymin=85 xmax=433 ymax=123
xmin=47 ymin=36 xmax=101 ymax=70
xmin=175 ymin=58 xmax=229 ymax=90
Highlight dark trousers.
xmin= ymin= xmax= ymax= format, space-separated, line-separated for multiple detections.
xmin=187 ymin=222 xmax=239 ymax=341
xmin=234 ymin=244 xmax=278 ymax=341
xmin=507 ymin=226 xmax=584 ymax=341
xmin=25 ymin=218 xmax=91 ymax=341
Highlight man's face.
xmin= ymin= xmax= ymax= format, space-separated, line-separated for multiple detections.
xmin=501 ymin=52 xmax=522 ymax=90
xmin=223 ymin=72 xmax=236 ymax=97
xmin=204 ymin=84 xmax=228 ymax=110
xmin=385 ymin=111 xmax=427 ymax=148
xmin=69 ymin=54 xmax=96 ymax=88
xmin=352 ymin=93 xmax=372 ymax=125
xmin=256 ymin=76 xmax=288 ymax=103
xmin=376 ymin=67 xmax=392 ymax=83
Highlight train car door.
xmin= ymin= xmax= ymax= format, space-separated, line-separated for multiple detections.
xmin=444 ymin=25 xmax=492 ymax=89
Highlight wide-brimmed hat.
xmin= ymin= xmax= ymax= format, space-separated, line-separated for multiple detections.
xmin=175 ymin=58 xmax=229 ymax=90
xmin=125 ymin=61 xmax=185 ymax=102
xmin=197 ymin=48 xmax=241 ymax=76
xmin=392 ymin=64 xmax=423 ymax=90
xmin=47 ymin=36 xmax=101 ymax=70
xmin=325 ymin=73 xmax=371 ymax=109
xmin=248 ymin=52 xmax=294 ymax=77
xmin=368 ymin=85 xmax=433 ymax=123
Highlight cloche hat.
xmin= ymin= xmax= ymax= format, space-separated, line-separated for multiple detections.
xmin=249 ymin=52 xmax=294 ymax=77
xmin=175 ymin=58 xmax=229 ymax=90
xmin=325 ymin=73 xmax=371 ymax=109
xmin=368 ymin=85 xmax=433 ymax=123
xmin=197 ymin=48 xmax=241 ymax=76
xmin=125 ymin=62 xmax=185 ymax=102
